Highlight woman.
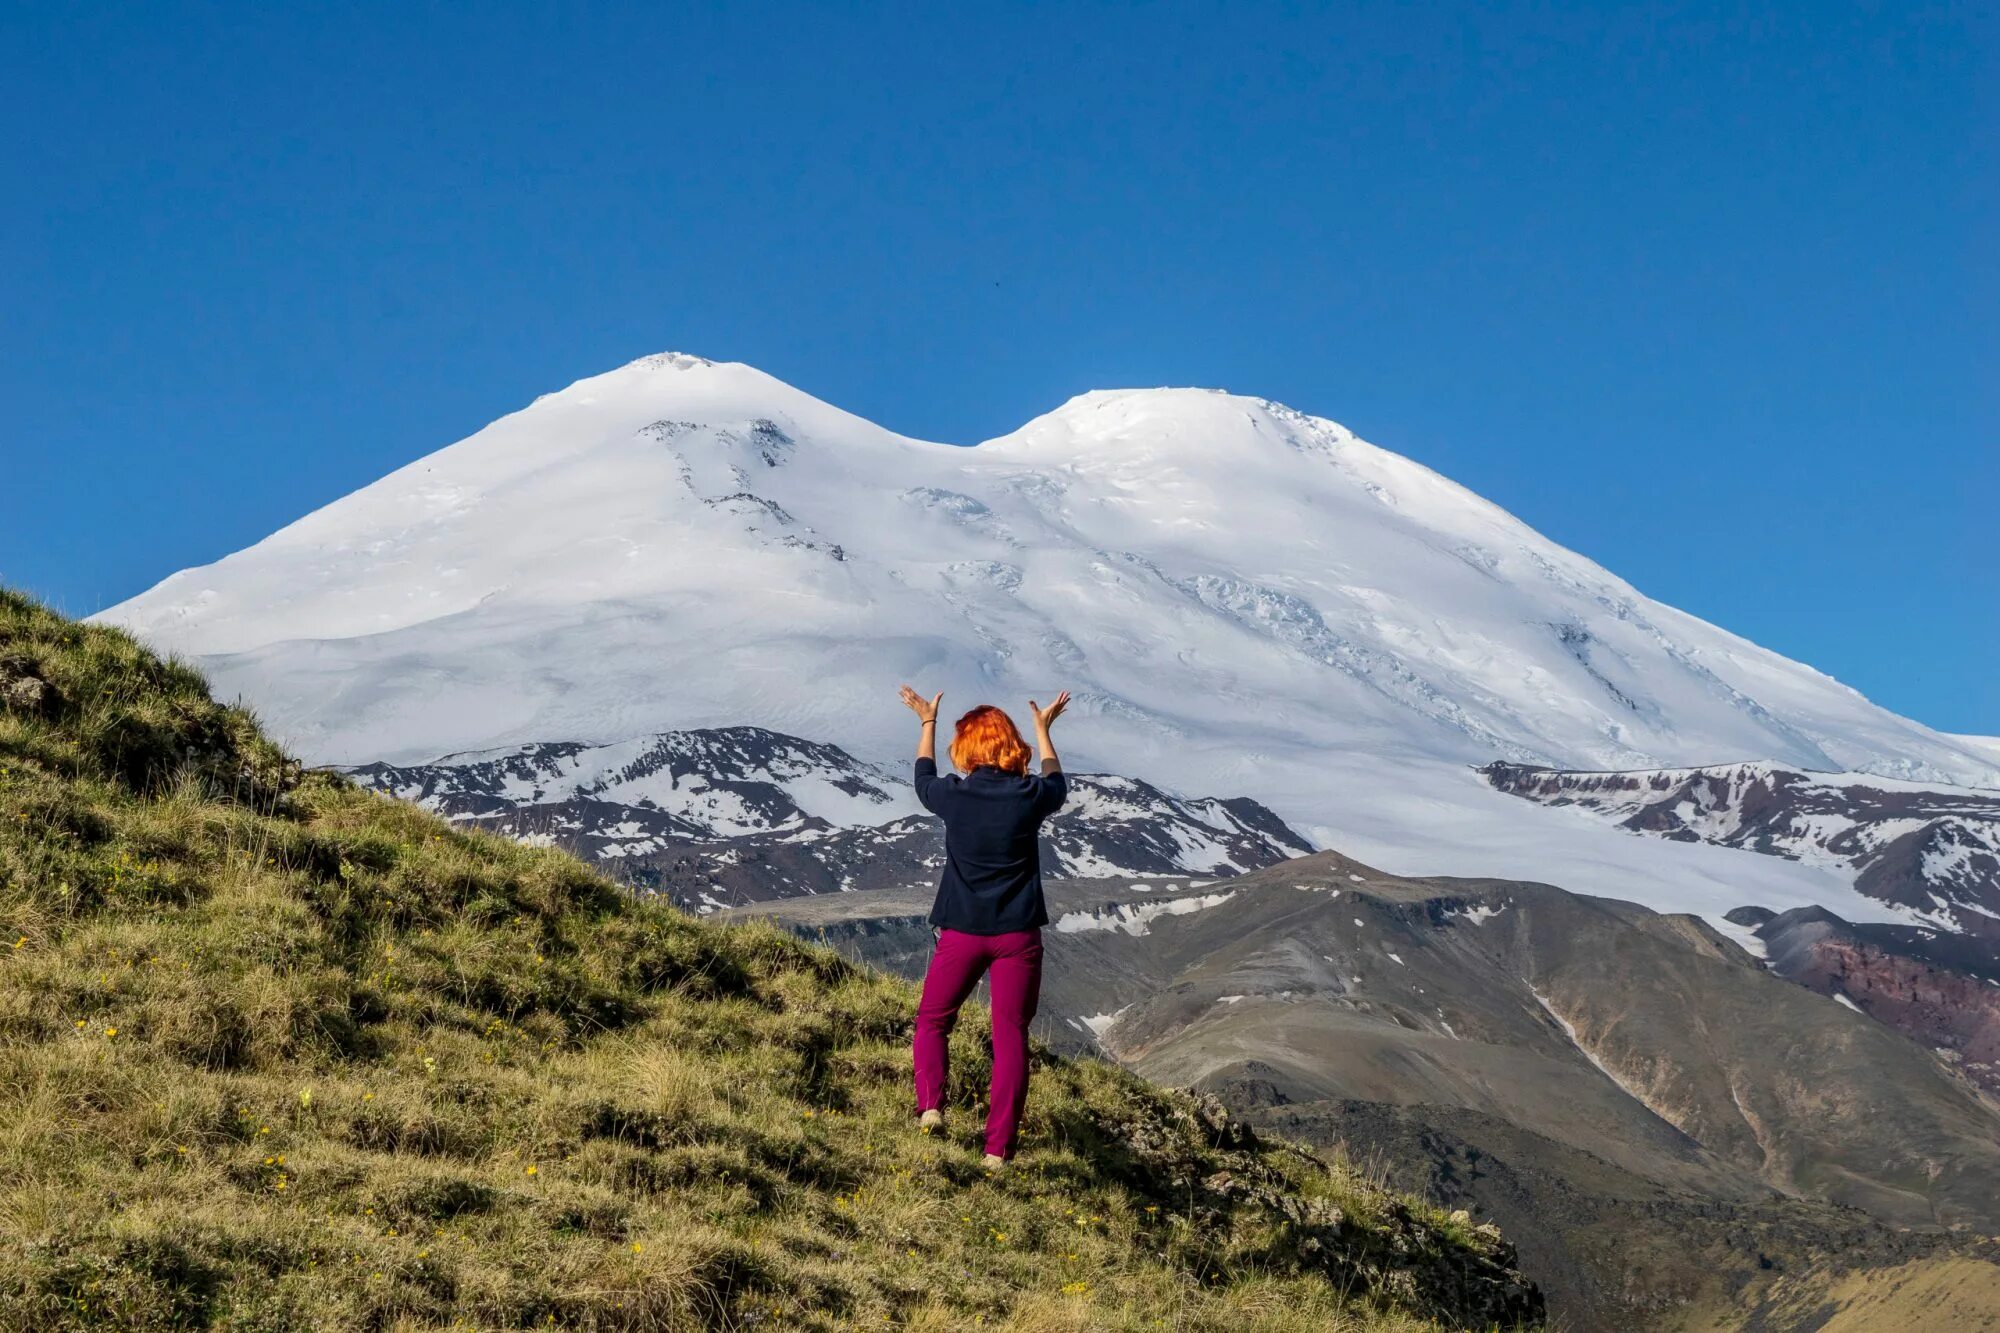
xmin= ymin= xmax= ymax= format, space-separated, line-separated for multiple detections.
xmin=898 ymin=683 xmax=1070 ymax=1169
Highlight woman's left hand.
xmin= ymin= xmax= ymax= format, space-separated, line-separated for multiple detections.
xmin=1029 ymin=690 xmax=1070 ymax=729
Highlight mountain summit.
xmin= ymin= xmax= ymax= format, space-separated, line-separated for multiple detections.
xmin=95 ymin=354 xmax=2000 ymax=924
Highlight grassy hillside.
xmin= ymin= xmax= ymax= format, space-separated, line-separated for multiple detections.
xmin=0 ymin=589 xmax=1539 ymax=1332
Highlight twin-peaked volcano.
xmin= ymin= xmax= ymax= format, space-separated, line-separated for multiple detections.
xmin=95 ymin=352 xmax=2000 ymax=925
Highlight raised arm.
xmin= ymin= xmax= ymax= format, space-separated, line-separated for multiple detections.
xmin=1027 ymin=690 xmax=1069 ymax=776
xmin=900 ymin=684 xmax=943 ymax=761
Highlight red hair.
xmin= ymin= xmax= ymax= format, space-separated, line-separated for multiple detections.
xmin=950 ymin=705 xmax=1031 ymax=776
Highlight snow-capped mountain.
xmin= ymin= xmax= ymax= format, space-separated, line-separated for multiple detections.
xmin=1482 ymin=761 xmax=2000 ymax=934
xmin=344 ymin=726 xmax=1311 ymax=909
xmin=94 ymin=352 xmax=2000 ymax=928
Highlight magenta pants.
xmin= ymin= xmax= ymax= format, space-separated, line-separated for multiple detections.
xmin=913 ymin=927 xmax=1044 ymax=1158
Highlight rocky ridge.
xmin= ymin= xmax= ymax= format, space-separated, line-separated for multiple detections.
xmin=1480 ymin=759 xmax=2000 ymax=933
xmin=346 ymin=727 xmax=1311 ymax=909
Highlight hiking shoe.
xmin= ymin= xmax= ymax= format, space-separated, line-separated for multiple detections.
xmin=982 ymin=1153 xmax=1008 ymax=1172
xmin=918 ymin=1109 xmax=943 ymax=1133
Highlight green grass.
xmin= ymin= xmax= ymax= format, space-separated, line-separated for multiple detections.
xmin=0 ymin=588 xmax=1539 ymax=1331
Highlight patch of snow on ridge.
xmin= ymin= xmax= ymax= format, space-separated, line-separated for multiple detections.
xmin=1054 ymin=892 xmax=1237 ymax=937
xmin=1712 ymin=917 xmax=1768 ymax=961
xmin=1080 ymin=1008 xmax=1129 ymax=1037
xmin=1924 ymin=834 xmax=1988 ymax=883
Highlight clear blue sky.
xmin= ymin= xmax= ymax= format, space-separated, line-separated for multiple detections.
xmin=4 ymin=1 xmax=1994 ymax=734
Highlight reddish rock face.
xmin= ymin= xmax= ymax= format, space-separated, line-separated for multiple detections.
xmin=1775 ymin=930 xmax=2000 ymax=1094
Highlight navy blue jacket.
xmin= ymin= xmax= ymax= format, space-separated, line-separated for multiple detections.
xmin=914 ymin=757 xmax=1068 ymax=934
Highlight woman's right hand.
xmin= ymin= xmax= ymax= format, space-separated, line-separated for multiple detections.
xmin=900 ymin=684 xmax=943 ymax=724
